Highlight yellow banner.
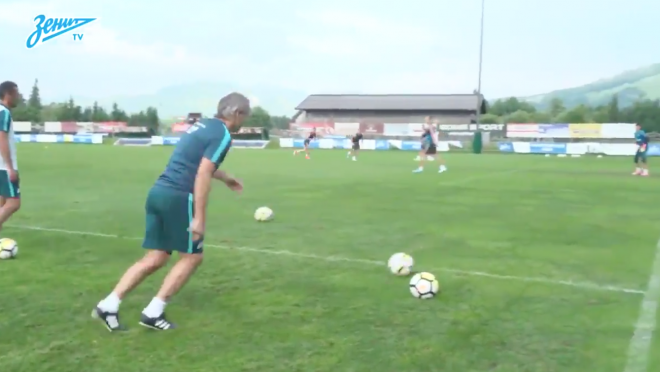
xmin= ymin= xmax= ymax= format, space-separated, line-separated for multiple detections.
xmin=569 ymin=123 xmax=602 ymax=138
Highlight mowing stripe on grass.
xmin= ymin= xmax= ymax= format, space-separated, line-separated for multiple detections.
xmin=7 ymin=224 xmax=646 ymax=295
xmin=623 ymin=238 xmax=660 ymax=372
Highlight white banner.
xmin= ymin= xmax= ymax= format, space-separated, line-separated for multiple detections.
xmin=44 ymin=122 xmax=62 ymax=133
xmin=13 ymin=121 xmax=32 ymax=132
xmin=600 ymin=123 xmax=636 ymax=139
xmin=383 ymin=123 xmax=411 ymax=136
xmin=334 ymin=123 xmax=359 ymax=135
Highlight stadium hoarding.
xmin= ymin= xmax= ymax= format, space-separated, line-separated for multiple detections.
xmin=507 ymin=123 xmax=636 ymax=139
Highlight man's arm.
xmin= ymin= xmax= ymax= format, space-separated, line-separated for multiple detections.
xmin=0 ymin=111 xmax=13 ymax=172
xmin=213 ymin=169 xmax=231 ymax=182
xmin=195 ymin=129 xmax=232 ymax=222
xmin=193 ymin=159 xmax=215 ymax=227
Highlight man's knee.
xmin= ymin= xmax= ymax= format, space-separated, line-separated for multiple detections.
xmin=139 ymin=250 xmax=171 ymax=272
xmin=179 ymin=252 xmax=204 ymax=267
xmin=3 ymin=198 xmax=20 ymax=213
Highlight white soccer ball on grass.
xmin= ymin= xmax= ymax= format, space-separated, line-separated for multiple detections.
xmin=0 ymin=238 xmax=18 ymax=259
xmin=254 ymin=206 xmax=274 ymax=222
xmin=387 ymin=252 xmax=414 ymax=276
xmin=409 ymin=272 xmax=440 ymax=299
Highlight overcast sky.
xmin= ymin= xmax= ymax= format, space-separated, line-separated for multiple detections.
xmin=1 ymin=0 xmax=658 ymax=104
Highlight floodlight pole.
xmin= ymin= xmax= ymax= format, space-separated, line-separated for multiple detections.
xmin=475 ymin=0 xmax=485 ymax=124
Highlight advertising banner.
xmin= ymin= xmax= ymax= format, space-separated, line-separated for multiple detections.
xmin=359 ymin=123 xmax=384 ymax=134
xmin=529 ymin=143 xmax=567 ymax=154
xmin=13 ymin=121 xmax=32 ymax=132
xmin=172 ymin=123 xmax=191 ymax=133
xmin=383 ymin=123 xmax=410 ymax=136
xmin=506 ymin=124 xmax=539 ymax=138
xmin=600 ymin=123 xmax=636 ymax=138
xmin=569 ymin=123 xmax=601 ymax=138
xmin=498 ymin=142 xmax=514 ymax=153
xmin=538 ymin=124 xmax=569 ymax=138
xmin=334 ymin=123 xmax=359 ymax=135
xmin=292 ymin=123 xmax=335 ymax=134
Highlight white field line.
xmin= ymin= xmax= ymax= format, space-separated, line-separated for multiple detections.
xmin=623 ymin=238 xmax=660 ymax=372
xmin=6 ymin=224 xmax=645 ymax=295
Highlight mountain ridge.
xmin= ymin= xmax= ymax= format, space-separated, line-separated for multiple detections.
xmin=519 ymin=63 xmax=660 ymax=109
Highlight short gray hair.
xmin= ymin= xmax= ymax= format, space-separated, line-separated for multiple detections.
xmin=217 ymin=92 xmax=251 ymax=118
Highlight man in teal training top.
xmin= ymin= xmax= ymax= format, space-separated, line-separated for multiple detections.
xmin=633 ymin=124 xmax=650 ymax=177
xmin=93 ymin=92 xmax=250 ymax=331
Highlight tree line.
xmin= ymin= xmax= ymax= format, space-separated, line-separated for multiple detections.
xmin=481 ymin=96 xmax=660 ymax=132
xmin=10 ymin=80 xmax=160 ymax=134
xmin=9 ymin=80 xmax=292 ymax=133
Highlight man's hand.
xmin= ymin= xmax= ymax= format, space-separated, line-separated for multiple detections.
xmin=7 ymin=168 xmax=17 ymax=182
xmin=223 ymin=177 xmax=243 ymax=194
xmin=189 ymin=217 xmax=205 ymax=241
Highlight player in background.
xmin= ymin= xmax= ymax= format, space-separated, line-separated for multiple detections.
xmin=93 ymin=93 xmax=249 ymax=332
xmin=294 ymin=128 xmax=317 ymax=159
xmin=0 ymin=81 xmax=21 ymax=234
xmin=633 ymin=124 xmax=650 ymax=176
xmin=347 ymin=132 xmax=363 ymax=161
xmin=432 ymin=118 xmax=448 ymax=172
xmin=413 ymin=118 xmax=447 ymax=173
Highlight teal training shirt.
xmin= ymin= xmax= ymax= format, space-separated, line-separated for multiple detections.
xmin=422 ymin=130 xmax=433 ymax=146
xmin=635 ymin=129 xmax=648 ymax=147
xmin=155 ymin=118 xmax=232 ymax=193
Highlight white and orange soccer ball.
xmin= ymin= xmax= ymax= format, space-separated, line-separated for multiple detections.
xmin=0 ymin=238 xmax=18 ymax=259
xmin=387 ymin=252 xmax=414 ymax=276
xmin=409 ymin=272 xmax=440 ymax=299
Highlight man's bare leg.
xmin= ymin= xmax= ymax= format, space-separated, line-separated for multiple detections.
xmin=94 ymin=250 xmax=170 ymax=331
xmin=140 ymin=253 xmax=204 ymax=330
xmin=0 ymin=196 xmax=20 ymax=234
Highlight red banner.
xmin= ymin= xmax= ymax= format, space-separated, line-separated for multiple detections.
xmin=359 ymin=123 xmax=384 ymax=134
xmin=172 ymin=123 xmax=191 ymax=133
xmin=60 ymin=122 xmax=79 ymax=133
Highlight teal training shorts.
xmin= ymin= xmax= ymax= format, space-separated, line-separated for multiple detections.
xmin=634 ymin=150 xmax=648 ymax=164
xmin=0 ymin=170 xmax=20 ymax=198
xmin=142 ymin=186 xmax=203 ymax=254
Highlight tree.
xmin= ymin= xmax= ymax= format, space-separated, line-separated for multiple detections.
xmin=270 ymin=115 xmax=291 ymax=129
xmin=91 ymin=101 xmax=110 ymax=122
xmin=556 ymin=104 xmax=591 ymax=123
xmin=478 ymin=113 xmax=501 ymax=124
xmin=110 ymin=102 xmax=129 ymax=122
xmin=144 ymin=107 xmax=160 ymax=135
xmin=26 ymin=79 xmax=43 ymax=123
xmin=504 ymin=110 xmax=533 ymax=123
xmin=549 ymin=98 xmax=565 ymax=118
xmin=608 ymin=95 xmax=620 ymax=123
xmin=489 ymin=97 xmax=536 ymax=117
xmin=243 ymin=106 xmax=271 ymax=128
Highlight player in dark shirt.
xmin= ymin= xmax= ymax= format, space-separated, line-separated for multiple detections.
xmin=93 ymin=92 xmax=250 ymax=332
xmin=294 ymin=128 xmax=317 ymax=159
xmin=347 ymin=132 xmax=363 ymax=161
xmin=413 ymin=117 xmax=447 ymax=173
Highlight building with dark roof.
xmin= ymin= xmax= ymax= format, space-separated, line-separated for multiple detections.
xmin=293 ymin=94 xmax=486 ymax=124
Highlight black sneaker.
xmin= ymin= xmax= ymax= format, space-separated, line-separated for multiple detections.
xmin=91 ymin=307 xmax=127 ymax=332
xmin=139 ymin=313 xmax=176 ymax=331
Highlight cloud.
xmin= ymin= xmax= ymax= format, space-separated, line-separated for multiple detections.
xmin=288 ymin=9 xmax=447 ymax=59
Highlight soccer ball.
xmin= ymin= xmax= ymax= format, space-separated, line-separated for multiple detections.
xmin=0 ymin=238 xmax=18 ymax=259
xmin=387 ymin=252 xmax=414 ymax=276
xmin=254 ymin=206 xmax=274 ymax=222
xmin=409 ymin=272 xmax=440 ymax=299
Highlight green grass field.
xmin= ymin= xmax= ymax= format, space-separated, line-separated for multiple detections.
xmin=1 ymin=144 xmax=659 ymax=372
